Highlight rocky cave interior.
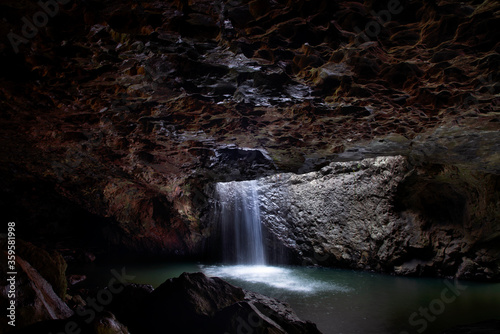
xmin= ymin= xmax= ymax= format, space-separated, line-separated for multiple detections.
xmin=0 ymin=0 xmax=499 ymax=333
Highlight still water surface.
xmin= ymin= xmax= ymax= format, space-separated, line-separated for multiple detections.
xmin=73 ymin=262 xmax=500 ymax=334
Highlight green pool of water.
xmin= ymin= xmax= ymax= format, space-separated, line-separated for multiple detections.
xmin=71 ymin=262 xmax=500 ymax=334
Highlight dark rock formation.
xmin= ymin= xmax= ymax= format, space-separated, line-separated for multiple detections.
xmin=257 ymin=156 xmax=500 ymax=280
xmin=117 ymin=272 xmax=321 ymax=334
xmin=144 ymin=272 xmax=246 ymax=333
xmin=0 ymin=237 xmax=72 ymax=332
xmin=14 ymin=239 xmax=68 ymax=298
xmin=15 ymin=272 xmax=321 ymax=334
xmin=0 ymin=0 xmax=498 ymax=278
xmin=13 ymin=312 xmax=129 ymax=334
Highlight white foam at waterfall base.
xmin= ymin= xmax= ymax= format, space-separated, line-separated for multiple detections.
xmin=202 ymin=264 xmax=351 ymax=294
xmin=213 ymin=181 xmax=350 ymax=294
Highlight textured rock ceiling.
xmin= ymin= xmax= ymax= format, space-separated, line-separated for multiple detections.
xmin=0 ymin=0 xmax=498 ymax=253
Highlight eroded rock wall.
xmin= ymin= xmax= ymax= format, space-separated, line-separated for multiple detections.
xmin=0 ymin=0 xmax=498 ymax=274
xmin=257 ymin=156 xmax=500 ymax=280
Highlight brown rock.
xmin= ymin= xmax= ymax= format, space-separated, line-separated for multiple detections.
xmin=0 ymin=240 xmax=72 ymax=332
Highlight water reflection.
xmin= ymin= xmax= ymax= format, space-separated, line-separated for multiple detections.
xmin=202 ymin=264 xmax=351 ymax=293
xmin=71 ymin=262 xmax=500 ymax=334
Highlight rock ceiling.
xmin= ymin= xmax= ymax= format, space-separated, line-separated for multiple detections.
xmin=0 ymin=0 xmax=498 ymax=254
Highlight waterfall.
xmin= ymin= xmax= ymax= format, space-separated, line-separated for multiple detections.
xmin=216 ymin=180 xmax=266 ymax=265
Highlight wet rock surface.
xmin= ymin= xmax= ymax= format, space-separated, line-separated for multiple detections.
xmin=258 ymin=156 xmax=500 ymax=280
xmin=0 ymin=0 xmax=499 ymax=274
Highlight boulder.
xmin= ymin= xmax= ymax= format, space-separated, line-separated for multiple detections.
xmin=257 ymin=156 xmax=500 ymax=280
xmin=13 ymin=312 xmax=129 ymax=334
xmin=107 ymin=272 xmax=321 ymax=334
xmin=14 ymin=239 xmax=67 ymax=298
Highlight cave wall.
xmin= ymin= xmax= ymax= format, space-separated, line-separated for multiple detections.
xmin=0 ymin=0 xmax=498 ymax=279
xmin=257 ymin=156 xmax=500 ymax=280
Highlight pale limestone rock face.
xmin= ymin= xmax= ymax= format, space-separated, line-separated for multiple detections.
xmin=257 ymin=156 xmax=500 ymax=280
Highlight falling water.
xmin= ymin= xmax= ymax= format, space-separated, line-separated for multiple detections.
xmin=216 ymin=180 xmax=266 ymax=265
